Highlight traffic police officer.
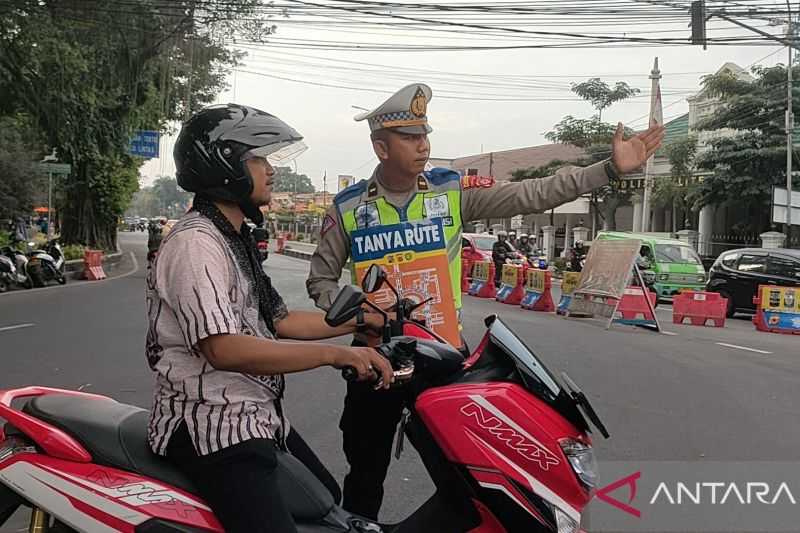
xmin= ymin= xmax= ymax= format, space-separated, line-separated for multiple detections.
xmin=306 ymin=83 xmax=664 ymax=519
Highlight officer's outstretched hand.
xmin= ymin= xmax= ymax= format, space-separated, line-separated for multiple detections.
xmin=611 ymin=121 xmax=666 ymax=174
xmin=331 ymin=346 xmax=394 ymax=389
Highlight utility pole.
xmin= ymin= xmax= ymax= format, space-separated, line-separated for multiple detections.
xmin=184 ymin=2 xmax=196 ymax=121
xmin=787 ymin=14 xmax=794 ymax=244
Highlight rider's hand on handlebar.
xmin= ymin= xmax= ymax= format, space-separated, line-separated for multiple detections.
xmin=331 ymin=346 xmax=394 ymax=389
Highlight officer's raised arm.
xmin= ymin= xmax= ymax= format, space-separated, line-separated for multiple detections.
xmin=461 ymin=122 xmax=665 ymax=221
xmin=306 ymin=205 xmax=351 ymax=310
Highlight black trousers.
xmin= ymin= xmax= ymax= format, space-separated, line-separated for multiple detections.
xmin=167 ymin=422 xmax=341 ymax=533
xmin=340 ymin=378 xmax=406 ymax=520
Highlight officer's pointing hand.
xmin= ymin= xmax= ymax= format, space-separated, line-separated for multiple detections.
xmin=611 ymin=121 xmax=666 ymax=174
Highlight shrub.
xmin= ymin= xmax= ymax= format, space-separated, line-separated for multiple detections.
xmin=62 ymin=244 xmax=86 ymax=261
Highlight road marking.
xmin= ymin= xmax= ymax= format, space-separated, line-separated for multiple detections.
xmin=715 ymin=342 xmax=772 ymax=355
xmin=661 ymin=331 xmax=679 ymax=336
xmin=0 ymin=323 xmax=35 ymax=333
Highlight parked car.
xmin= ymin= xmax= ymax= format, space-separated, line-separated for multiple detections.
xmin=461 ymin=233 xmax=496 ymax=279
xmin=595 ymin=231 xmax=707 ymax=300
xmin=706 ymin=248 xmax=800 ymax=317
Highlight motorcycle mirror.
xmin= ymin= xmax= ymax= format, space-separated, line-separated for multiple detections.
xmin=325 ymin=286 xmax=366 ymax=327
xmin=362 ymin=264 xmax=386 ymax=294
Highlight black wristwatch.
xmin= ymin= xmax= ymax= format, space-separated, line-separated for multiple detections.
xmin=355 ymin=308 xmax=366 ymax=329
xmin=604 ymin=159 xmax=622 ymax=181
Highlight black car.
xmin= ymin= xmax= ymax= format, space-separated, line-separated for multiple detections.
xmin=706 ymin=248 xmax=800 ymax=317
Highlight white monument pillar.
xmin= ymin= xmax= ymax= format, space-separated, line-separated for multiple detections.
xmin=573 ymin=226 xmax=589 ymax=245
xmin=542 ymin=226 xmax=556 ymax=262
xmin=562 ymin=215 xmax=572 ymax=257
xmin=697 ymin=205 xmax=714 ymax=256
xmin=631 ymin=193 xmax=643 ymax=233
xmin=760 ymin=231 xmax=786 ymax=249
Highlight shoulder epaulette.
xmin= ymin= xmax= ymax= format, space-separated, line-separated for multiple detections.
xmin=424 ymin=167 xmax=461 ymax=186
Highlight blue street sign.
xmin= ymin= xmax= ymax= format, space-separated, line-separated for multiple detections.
xmin=129 ymin=130 xmax=160 ymax=159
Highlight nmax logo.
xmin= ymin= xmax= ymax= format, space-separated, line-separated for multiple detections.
xmin=460 ymin=398 xmax=561 ymax=471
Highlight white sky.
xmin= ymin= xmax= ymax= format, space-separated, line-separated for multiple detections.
xmin=139 ymin=4 xmax=790 ymax=191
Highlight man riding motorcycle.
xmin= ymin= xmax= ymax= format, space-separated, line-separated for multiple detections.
xmin=516 ymin=233 xmax=533 ymax=256
xmin=146 ymin=103 xmax=393 ymax=533
xmin=492 ymin=230 xmax=516 ymax=284
xmin=306 ymin=82 xmax=665 ymax=520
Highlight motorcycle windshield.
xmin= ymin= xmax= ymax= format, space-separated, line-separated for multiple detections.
xmin=487 ymin=317 xmax=561 ymax=402
xmin=486 ymin=316 xmax=607 ymax=437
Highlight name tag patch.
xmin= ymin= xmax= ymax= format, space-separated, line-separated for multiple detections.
xmin=424 ymin=194 xmax=450 ymax=219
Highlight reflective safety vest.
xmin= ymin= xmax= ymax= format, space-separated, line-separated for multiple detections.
xmin=334 ymin=168 xmax=464 ymax=312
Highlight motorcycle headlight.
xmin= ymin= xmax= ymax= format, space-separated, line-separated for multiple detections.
xmin=658 ymin=273 xmax=669 ymax=281
xmin=560 ymin=439 xmax=598 ymax=490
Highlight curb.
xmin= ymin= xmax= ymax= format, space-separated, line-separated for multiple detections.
xmin=64 ymin=247 xmax=125 ymax=281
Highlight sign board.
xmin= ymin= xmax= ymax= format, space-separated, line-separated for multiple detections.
xmin=472 ymin=261 xmax=491 ymax=282
xmin=772 ymin=186 xmax=800 ymax=225
xmin=338 ymin=175 xmax=354 ymax=192
xmin=510 ymin=215 xmax=524 ymax=229
xmin=38 ymin=162 xmax=71 ymax=175
xmin=560 ymin=272 xmax=582 ymax=296
xmin=525 ymin=269 xmax=546 ymax=292
xmin=129 ymin=130 xmax=160 ymax=159
xmin=350 ymin=219 xmax=460 ymax=347
xmin=568 ymin=239 xmax=641 ymax=321
xmin=501 ymin=264 xmax=520 ymax=286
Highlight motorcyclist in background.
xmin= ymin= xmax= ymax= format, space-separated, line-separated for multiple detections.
xmin=516 ymin=233 xmax=533 ymax=256
xmin=492 ymin=230 xmax=515 ymax=284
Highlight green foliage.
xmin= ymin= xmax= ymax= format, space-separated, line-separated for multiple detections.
xmin=62 ymin=244 xmax=86 ymax=261
xmin=570 ymin=78 xmax=640 ymax=122
xmin=651 ymin=136 xmax=700 ymax=211
xmin=0 ymin=1 xmax=262 ymax=249
xmin=0 ymin=115 xmax=46 ymax=221
xmin=544 ymin=116 xmax=618 ymax=148
xmin=272 ymin=167 xmax=316 ymax=193
xmin=541 ymin=78 xmax=640 ymax=230
xmin=691 ymin=64 xmax=800 ymax=232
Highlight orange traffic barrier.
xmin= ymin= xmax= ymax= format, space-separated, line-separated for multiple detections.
xmin=520 ymin=268 xmax=554 ymax=312
xmin=461 ymin=258 xmax=473 ymax=293
xmin=612 ymin=286 xmax=656 ymax=326
xmin=467 ymin=261 xmax=496 ymax=299
xmin=753 ymin=284 xmax=800 ymax=335
xmin=673 ymin=291 xmax=727 ymax=327
xmin=496 ymin=263 xmax=526 ymax=305
xmin=83 ymin=250 xmax=106 ymax=281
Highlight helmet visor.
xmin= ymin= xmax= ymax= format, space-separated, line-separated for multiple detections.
xmin=242 ymin=140 xmax=308 ymax=167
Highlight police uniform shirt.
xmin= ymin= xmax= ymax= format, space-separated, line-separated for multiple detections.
xmin=307 ymin=160 xmax=609 ymax=310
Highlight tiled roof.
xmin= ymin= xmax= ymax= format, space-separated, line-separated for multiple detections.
xmin=442 ymin=143 xmax=585 ymax=181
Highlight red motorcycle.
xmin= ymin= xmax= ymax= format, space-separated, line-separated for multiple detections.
xmin=0 ymin=264 xmax=608 ymax=532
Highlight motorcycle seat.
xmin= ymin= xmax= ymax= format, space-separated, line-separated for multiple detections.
xmin=22 ymin=394 xmax=334 ymax=521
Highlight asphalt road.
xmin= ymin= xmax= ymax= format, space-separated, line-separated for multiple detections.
xmin=1 ymin=231 xmax=799 ymax=529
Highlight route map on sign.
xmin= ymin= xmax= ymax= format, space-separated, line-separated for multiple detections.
xmin=350 ymin=219 xmax=460 ymax=346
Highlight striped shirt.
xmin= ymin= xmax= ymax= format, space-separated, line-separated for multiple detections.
xmin=145 ymin=211 xmax=289 ymax=456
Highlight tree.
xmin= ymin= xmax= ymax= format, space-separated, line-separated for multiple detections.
xmin=651 ymin=136 xmax=700 ymax=232
xmin=570 ymin=79 xmax=640 ymax=123
xmin=0 ymin=115 xmax=46 ymax=222
xmin=0 ymin=1 xmax=268 ymax=249
xmin=272 ymin=167 xmax=316 ymax=193
xmin=151 ymin=176 xmax=193 ymax=218
xmin=692 ymin=64 xmax=799 ymax=235
xmin=542 ymin=78 xmax=640 ymax=230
